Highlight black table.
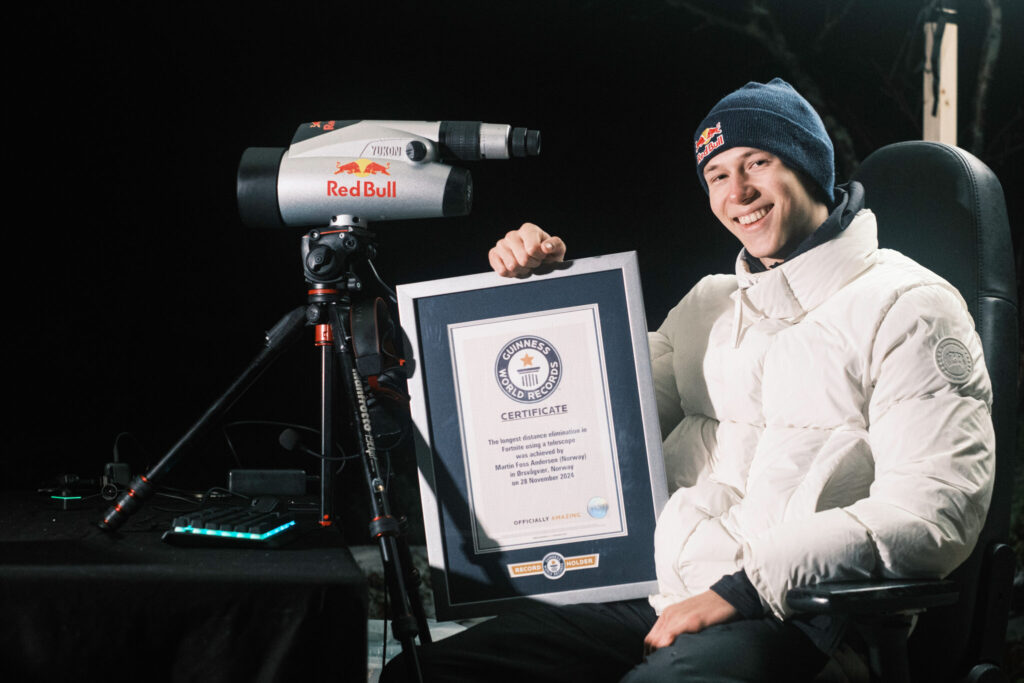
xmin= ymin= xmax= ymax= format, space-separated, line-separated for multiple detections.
xmin=0 ymin=492 xmax=367 ymax=682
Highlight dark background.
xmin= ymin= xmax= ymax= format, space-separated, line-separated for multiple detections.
xmin=10 ymin=2 xmax=1022 ymax=540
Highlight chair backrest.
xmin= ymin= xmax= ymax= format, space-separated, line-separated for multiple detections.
xmin=852 ymin=141 xmax=1019 ymax=679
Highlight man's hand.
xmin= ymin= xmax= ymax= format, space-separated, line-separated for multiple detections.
xmin=488 ymin=223 xmax=566 ymax=277
xmin=643 ymin=591 xmax=738 ymax=656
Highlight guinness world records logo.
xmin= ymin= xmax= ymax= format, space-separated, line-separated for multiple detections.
xmin=542 ymin=552 xmax=566 ymax=579
xmin=494 ymin=335 xmax=562 ymax=403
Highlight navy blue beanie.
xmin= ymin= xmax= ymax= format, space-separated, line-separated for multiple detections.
xmin=694 ymin=78 xmax=835 ymax=201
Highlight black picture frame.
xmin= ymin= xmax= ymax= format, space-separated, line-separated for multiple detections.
xmin=397 ymin=253 xmax=667 ymax=620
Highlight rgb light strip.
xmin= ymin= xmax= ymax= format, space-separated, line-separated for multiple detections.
xmin=172 ymin=520 xmax=296 ymax=541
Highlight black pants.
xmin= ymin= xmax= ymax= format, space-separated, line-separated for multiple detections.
xmin=379 ymin=599 xmax=828 ymax=683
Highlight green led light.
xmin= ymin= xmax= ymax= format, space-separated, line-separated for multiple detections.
xmin=51 ymin=495 xmax=83 ymax=501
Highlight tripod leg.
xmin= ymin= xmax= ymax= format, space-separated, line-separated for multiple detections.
xmin=99 ymin=306 xmax=309 ymax=531
xmin=327 ymin=304 xmax=426 ymax=683
xmin=316 ymin=323 xmax=336 ymax=527
xmin=395 ymin=517 xmax=433 ymax=646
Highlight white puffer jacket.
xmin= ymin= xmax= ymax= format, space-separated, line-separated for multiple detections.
xmin=647 ymin=209 xmax=994 ymax=620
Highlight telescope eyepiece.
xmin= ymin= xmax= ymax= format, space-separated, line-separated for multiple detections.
xmin=511 ymin=127 xmax=541 ymax=157
xmin=439 ymin=121 xmax=541 ymax=160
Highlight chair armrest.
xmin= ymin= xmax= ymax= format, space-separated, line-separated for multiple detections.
xmin=786 ymin=579 xmax=959 ymax=616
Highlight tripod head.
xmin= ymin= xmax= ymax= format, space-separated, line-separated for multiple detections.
xmin=301 ymin=214 xmax=378 ymax=295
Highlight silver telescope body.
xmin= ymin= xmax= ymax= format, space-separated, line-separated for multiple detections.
xmin=238 ymin=120 xmax=540 ymax=228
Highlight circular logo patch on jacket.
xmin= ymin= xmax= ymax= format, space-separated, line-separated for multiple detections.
xmin=494 ymin=336 xmax=562 ymax=403
xmin=935 ymin=337 xmax=973 ymax=383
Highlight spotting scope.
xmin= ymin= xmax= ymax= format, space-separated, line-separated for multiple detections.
xmin=237 ymin=120 xmax=541 ymax=228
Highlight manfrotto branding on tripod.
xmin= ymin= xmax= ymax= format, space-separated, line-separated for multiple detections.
xmin=351 ymin=368 xmax=378 ymax=462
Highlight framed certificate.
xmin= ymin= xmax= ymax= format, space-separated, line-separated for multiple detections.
xmin=397 ymin=252 xmax=667 ymax=620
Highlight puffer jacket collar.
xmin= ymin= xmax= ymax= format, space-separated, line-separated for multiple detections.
xmin=729 ymin=210 xmax=879 ymax=345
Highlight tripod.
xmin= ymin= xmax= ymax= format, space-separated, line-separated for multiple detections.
xmin=98 ymin=214 xmax=431 ymax=682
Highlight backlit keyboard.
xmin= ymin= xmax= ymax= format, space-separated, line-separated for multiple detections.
xmin=162 ymin=506 xmax=299 ymax=548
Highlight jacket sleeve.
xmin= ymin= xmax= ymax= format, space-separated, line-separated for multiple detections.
xmin=647 ymin=275 xmax=737 ymax=491
xmin=649 ymin=328 xmax=683 ymax=440
xmin=744 ymin=283 xmax=995 ymax=619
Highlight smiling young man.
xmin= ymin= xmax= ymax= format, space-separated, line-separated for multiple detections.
xmin=383 ymin=79 xmax=994 ymax=682
xmin=703 ymin=147 xmax=829 ymax=268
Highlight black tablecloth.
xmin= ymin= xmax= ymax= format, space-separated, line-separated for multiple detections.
xmin=0 ymin=492 xmax=367 ymax=682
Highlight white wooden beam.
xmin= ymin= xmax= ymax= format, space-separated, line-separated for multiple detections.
xmin=923 ymin=9 xmax=958 ymax=145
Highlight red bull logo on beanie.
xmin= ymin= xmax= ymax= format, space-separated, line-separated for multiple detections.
xmin=695 ymin=122 xmax=724 ymax=163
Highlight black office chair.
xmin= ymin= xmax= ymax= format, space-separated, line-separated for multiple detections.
xmin=787 ymin=141 xmax=1019 ymax=682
